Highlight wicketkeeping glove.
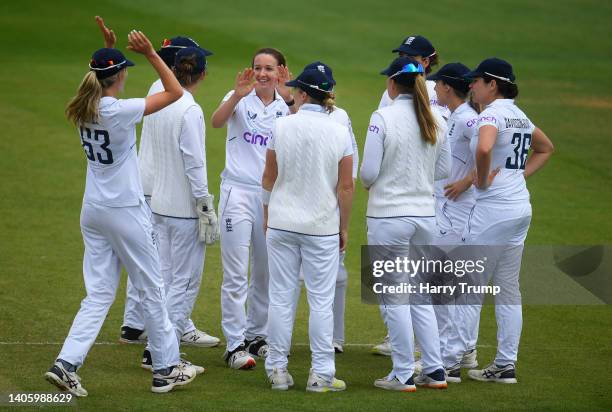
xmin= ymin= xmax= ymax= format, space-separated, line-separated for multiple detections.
xmin=196 ymin=194 xmax=220 ymax=245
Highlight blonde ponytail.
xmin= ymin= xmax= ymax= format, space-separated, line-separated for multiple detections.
xmin=65 ymin=71 xmax=121 ymax=125
xmin=65 ymin=71 xmax=102 ymax=126
xmin=322 ymin=92 xmax=336 ymax=114
xmin=413 ymin=75 xmax=438 ymax=145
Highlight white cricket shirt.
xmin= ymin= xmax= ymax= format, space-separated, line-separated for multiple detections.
xmin=220 ymin=89 xmax=290 ymax=187
xmin=267 ymin=104 xmax=353 ymax=236
xmin=139 ymin=79 xmax=163 ymax=196
xmin=80 ymin=97 xmax=146 ymax=207
xmin=434 ymin=102 xmax=479 ymax=205
xmin=471 ymin=99 xmax=535 ymax=202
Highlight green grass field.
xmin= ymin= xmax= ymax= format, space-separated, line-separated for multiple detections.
xmin=1 ymin=0 xmax=611 ymax=410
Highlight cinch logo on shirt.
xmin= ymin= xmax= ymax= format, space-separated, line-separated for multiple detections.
xmin=243 ymin=131 xmax=270 ymax=146
xmin=466 ymin=118 xmax=478 ymax=128
xmin=478 ymin=115 xmax=497 ymax=123
xmin=368 ymin=124 xmax=380 ymax=134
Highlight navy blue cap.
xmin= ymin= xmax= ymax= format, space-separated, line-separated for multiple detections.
xmin=157 ymin=36 xmax=213 ymax=67
xmin=303 ymin=61 xmax=336 ymax=85
xmin=427 ymin=62 xmax=471 ymax=92
xmin=392 ymin=35 xmax=436 ymax=57
xmin=464 ymin=57 xmax=515 ymax=83
xmin=286 ymin=69 xmax=333 ymax=99
xmin=380 ymin=56 xmax=424 ymax=77
xmin=174 ymin=47 xmax=207 ymax=74
xmin=89 ymin=48 xmax=134 ymax=79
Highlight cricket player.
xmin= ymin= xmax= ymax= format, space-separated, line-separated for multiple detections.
xmin=263 ymin=68 xmax=354 ymax=392
xmin=139 ymin=47 xmax=218 ymax=373
xmin=291 ymin=61 xmax=359 ymax=354
xmin=120 ymin=34 xmax=220 ymax=348
xmin=426 ymin=62 xmax=481 ymax=382
xmin=210 ymin=48 xmax=292 ymax=369
xmin=45 ymin=29 xmax=197 ymax=396
xmin=454 ymin=58 xmax=554 ymax=383
xmin=361 ymin=57 xmax=450 ymax=392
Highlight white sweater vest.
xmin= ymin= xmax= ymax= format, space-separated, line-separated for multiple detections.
xmin=149 ymin=94 xmax=200 ymax=218
xmin=268 ymin=110 xmax=350 ymax=236
xmin=367 ymin=98 xmax=447 ymax=218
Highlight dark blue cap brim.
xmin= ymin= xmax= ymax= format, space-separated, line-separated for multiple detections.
xmin=463 ymin=69 xmax=483 ymax=79
xmin=285 ymin=79 xmax=300 ymax=87
xmin=125 ymin=59 xmax=135 ymax=67
xmin=392 ymin=46 xmax=419 ymax=55
xmin=380 ymin=66 xmax=394 ymax=76
xmin=200 ymin=48 xmax=213 ymax=56
xmin=426 ymin=72 xmax=442 ymax=81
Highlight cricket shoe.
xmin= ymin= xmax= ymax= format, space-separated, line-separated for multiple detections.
xmin=461 ymin=348 xmax=478 ymax=369
xmin=306 ymin=370 xmax=346 ymax=392
xmin=151 ymin=363 xmax=197 ymax=394
xmin=119 ymin=326 xmax=147 ymax=344
xmin=181 ymin=329 xmax=220 ymax=348
xmin=371 ymin=335 xmax=391 ymax=356
xmin=245 ymin=336 xmax=269 ymax=359
xmin=333 ymin=341 xmax=344 ymax=354
xmin=224 ymin=344 xmax=256 ymax=369
xmin=269 ymin=368 xmax=294 ymax=391
xmin=141 ymin=350 xmax=205 ymax=374
xmin=414 ymin=368 xmax=448 ymax=389
xmin=468 ymin=363 xmax=517 ymax=384
xmin=44 ymin=361 xmax=88 ymax=397
xmin=374 ymin=375 xmax=416 ymax=392
xmin=445 ymin=364 xmax=462 ymax=383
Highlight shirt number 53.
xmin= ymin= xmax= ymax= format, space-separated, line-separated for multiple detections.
xmin=80 ymin=126 xmax=114 ymax=164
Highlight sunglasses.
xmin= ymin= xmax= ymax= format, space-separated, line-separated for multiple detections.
xmin=389 ymin=63 xmax=424 ymax=78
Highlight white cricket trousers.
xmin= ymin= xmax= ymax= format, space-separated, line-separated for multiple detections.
xmin=449 ymin=199 xmax=531 ymax=367
xmin=122 ymin=201 xmax=198 ymax=334
xmin=58 ymin=201 xmax=179 ymax=371
xmin=265 ymin=229 xmax=339 ymax=381
xmin=219 ymin=182 xmax=269 ymax=351
xmin=433 ymin=199 xmax=480 ymax=365
xmin=293 ymin=251 xmax=348 ymax=344
xmin=367 ymin=216 xmax=443 ymax=382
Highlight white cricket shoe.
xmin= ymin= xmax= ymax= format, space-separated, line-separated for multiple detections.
xmin=333 ymin=341 xmax=344 ymax=354
xmin=414 ymin=368 xmax=448 ymax=389
xmin=306 ymin=369 xmax=346 ymax=392
xmin=269 ymin=368 xmax=294 ymax=391
xmin=44 ymin=361 xmax=88 ymax=397
xmin=461 ymin=348 xmax=478 ymax=369
xmin=374 ymin=375 xmax=416 ymax=392
xmin=245 ymin=336 xmax=269 ymax=359
xmin=181 ymin=329 xmax=220 ymax=348
xmin=445 ymin=364 xmax=462 ymax=383
xmin=371 ymin=335 xmax=391 ymax=356
xmin=141 ymin=350 xmax=205 ymax=375
xmin=224 ymin=344 xmax=256 ymax=370
xmin=151 ymin=363 xmax=197 ymax=393
xmin=468 ymin=363 xmax=517 ymax=384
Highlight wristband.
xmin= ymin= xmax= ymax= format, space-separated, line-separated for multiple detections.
xmin=261 ymin=189 xmax=271 ymax=205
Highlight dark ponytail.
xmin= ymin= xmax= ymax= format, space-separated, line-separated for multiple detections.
xmin=173 ymin=54 xmax=204 ymax=87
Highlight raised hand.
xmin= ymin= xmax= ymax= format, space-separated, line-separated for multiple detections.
xmin=234 ymin=68 xmax=256 ymax=98
xmin=276 ymin=65 xmax=293 ymax=101
xmin=127 ymin=30 xmax=155 ymax=57
xmin=95 ymin=16 xmax=116 ymax=48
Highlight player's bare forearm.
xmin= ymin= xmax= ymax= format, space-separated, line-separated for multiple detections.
xmin=211 ymin=94 xmax=241 ymax=128
xmin=525 ymin=127 xmax=554 ymax=178
xmin=338 ymin=156 xmax=354 ymax=234
xmin=475 ymin=148 xmax=492 ymax=189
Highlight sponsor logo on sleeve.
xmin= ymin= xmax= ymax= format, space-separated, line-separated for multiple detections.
xmin=368 ymin=124 xmax=380 ymax=134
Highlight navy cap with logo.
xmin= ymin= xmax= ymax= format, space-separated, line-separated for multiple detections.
xmin=464 ymin=57 xmax=515 ymax=84
xmin=392 ymin=35 xmax=436 ymax=57
xmin=174 ymin=47 xmax=207 ymax=75
xmin=303 ymin=61 xmax=336 ymax=86
xmin=286 ymin=69 xmax=333 ymax=99
xmin=89 ymin=48 xmax=134 ymax=80
xmin=157 ymin=36 xmax=213 ymax=67
xmin=380 ymin=56 xmax=424 ymax=78
xmin=427 ymin=62 xmax=471 ymax=93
